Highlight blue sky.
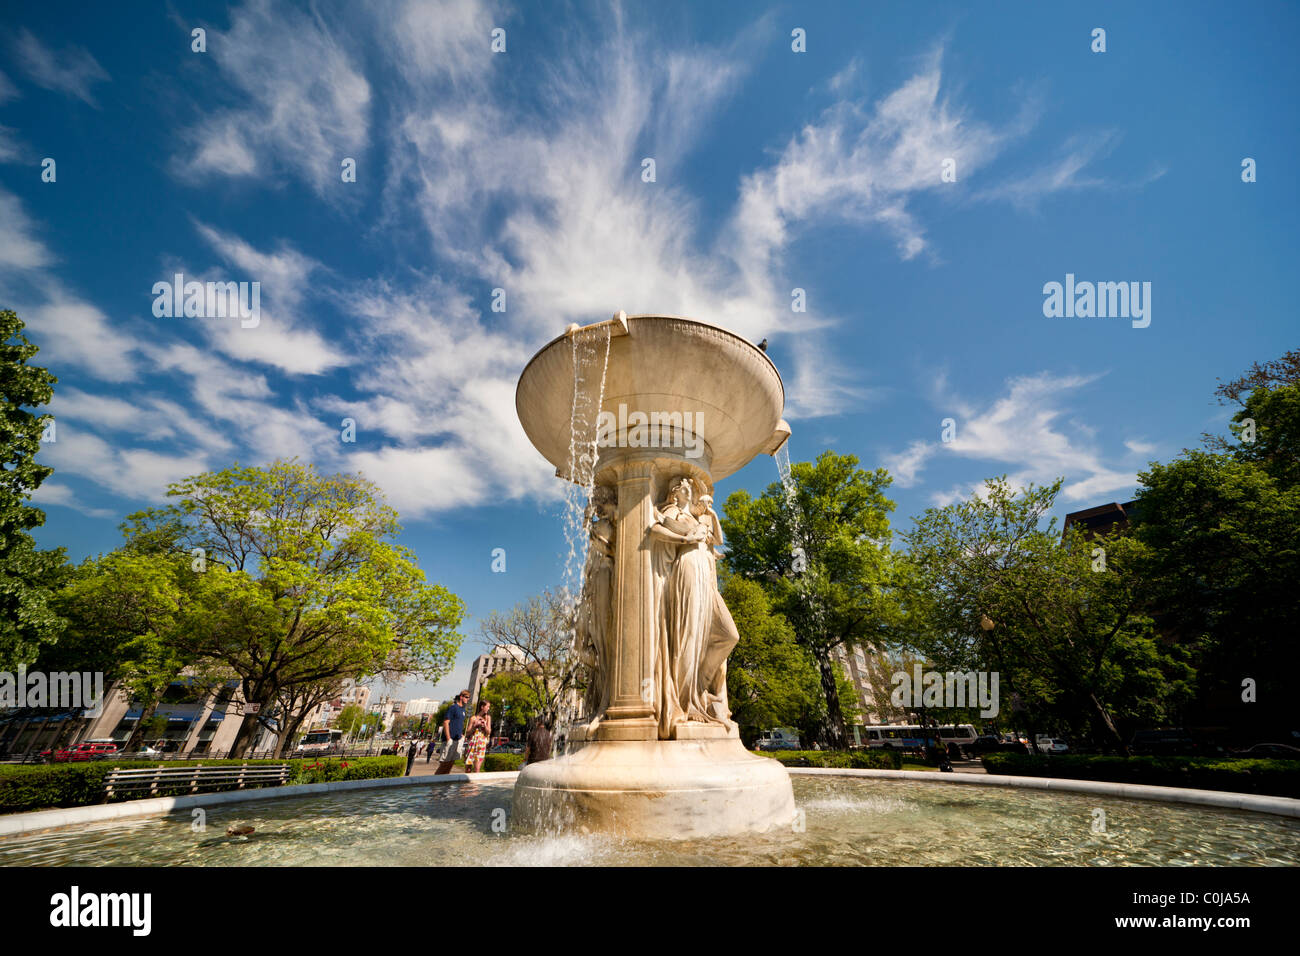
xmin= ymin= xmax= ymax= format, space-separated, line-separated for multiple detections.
xmin=2 ymin=1 xmax=1296 ymax=703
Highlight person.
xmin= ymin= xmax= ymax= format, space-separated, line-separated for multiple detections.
xmin=404 ymin=737 xmax=419 ymax=776
xmin=523 ymin=715 xmax=553 ymax=765
xmin=463 ymin=700 xmax=491 ymax=773
xmin=425 ymin=736 xmax=437 ymax=763
xmin=434 ymin=691 xmax=470 ymax=775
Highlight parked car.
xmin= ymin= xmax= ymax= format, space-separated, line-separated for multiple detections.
xmin=487 ymin=742 xmax=524 ymax=755
xmin=1034 ymin=737 xmax=1069 ymax=754
xmin=1230 ymin=743 xmax=1300 ymax=759
xmin=39 ymin=741 xmax=121 ymax=763
xmin=754 ymin=729 xmax=801 ymax=751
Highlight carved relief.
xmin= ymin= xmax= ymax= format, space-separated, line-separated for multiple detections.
xmin=576 ymin=484 xmax=617 ymax=721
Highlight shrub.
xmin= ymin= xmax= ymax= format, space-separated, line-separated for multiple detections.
xmin=753 ymin=749 xmax=902 ymax=770
xmin=482 ymin=754 xmax=524 ymax=772
xmin=981 ymin=753 xmax=1300 ymax=798
xmin=289 ymin=756 xmax=405 ymax=785
xmin=0 ymin=755 xmax=406 ymax=815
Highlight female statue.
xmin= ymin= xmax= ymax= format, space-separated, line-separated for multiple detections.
xmin=648 ymin=476 xmax=740 ymax=736
xmin=577 ymin=485 xmax=616 ymax=720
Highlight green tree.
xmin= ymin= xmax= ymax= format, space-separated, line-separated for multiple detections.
xmin=1137 ymin=352 xmax=1300 ymax=737
xmin=480 ymin=671 xmax=538 ymax=738
xmin=720 ymin=574 xmax=822 ymax=746
xmin=334 ymin=703 xmax=366 ymax=736
xmin=722 ymin=451 xmax=900 ymax=748
xmin=902 ymin=477 xmax=1192 ymax=752
xmin=0 ymin=309 xmax=67 ymax=670
xmin=1134 ymin=452 xmax=1300 ymax=733
xmin=45 ymin=548 xmax=197 ymax=752
xmin=121 ymin=460 xmax=466 ymax=756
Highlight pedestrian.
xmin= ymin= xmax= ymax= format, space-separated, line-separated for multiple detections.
xmin=434 ymin=691 xmax=470 ymax=775
xmin=425 ymin=736 xmax=437 ymax=763
xmin=464 ymin=700 xmax=491 ymax=773
xmin=523 ymin=715 xmax=553 ymax=765
xmin=405 ymin=737 xmax=419 ymax=776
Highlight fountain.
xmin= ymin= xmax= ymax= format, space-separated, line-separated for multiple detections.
xmin=512 ymin=312 xmax=796 ymax=839
xmin=3 ymin=312 xmax=1298 ymax=861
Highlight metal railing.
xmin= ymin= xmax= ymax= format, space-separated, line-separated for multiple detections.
xmin=104 ymin=763 xmax=292 ymax=799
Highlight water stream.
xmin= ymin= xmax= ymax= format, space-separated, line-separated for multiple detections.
xmin=554 ymin=324 xmax=612 ymax=741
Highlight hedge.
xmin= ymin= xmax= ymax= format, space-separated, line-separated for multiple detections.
xmin=0 ymin=756 xmax=406 ymax=815
xmin=482 ymin=754 xmax=524 ymax=772
xmin=981 ymin=753 xmax=1300 ymax=799
xmin=753 ymin=749 xmax=903 ymax=770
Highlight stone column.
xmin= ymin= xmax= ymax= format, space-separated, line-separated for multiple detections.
xmin=594 ymin=457 xmax=659 ymax=740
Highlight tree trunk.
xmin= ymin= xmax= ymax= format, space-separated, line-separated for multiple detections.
xmin=1088 ymin=691 xmax=1129 ymax=755
xmin=124 ymin=698 xmax=160 ymax=754
xmin=275 ymin=710 xmax=307 ymax=759
xmin=816 ymin=652 xmax=847 ymax=750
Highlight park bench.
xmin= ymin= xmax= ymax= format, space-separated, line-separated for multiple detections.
xmin=104 ymin=763 xmax=292 ymax=800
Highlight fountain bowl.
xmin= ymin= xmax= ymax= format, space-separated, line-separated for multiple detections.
xmin=516 ymin=314 xmax=788 ymax=481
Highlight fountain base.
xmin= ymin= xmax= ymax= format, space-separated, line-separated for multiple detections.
xmin=510 ymin=737 xmax=797 ymax=840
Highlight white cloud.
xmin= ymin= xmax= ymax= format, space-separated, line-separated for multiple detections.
xmin=0 ymin=190 xmax=53 ymax=271
xmin=0 ymin=125 xmax=23 ymax=163
xmin=173 ymin=0 xmax=370 ymax=195
xmin=11 ymin=29 xmax=110 ymax=106
xmin=0 ymin=69 xmax=18 ymax=103
xmin=29 ymin=482 xmax=115 ymax=519
xmin=883 ymin=439 xmax=935 ymax=489
xmin=20 ymin=293 xmax=137 ymax=382
xmin=39 ymin=430 xmax=209 ymax=502
xmin=885 ymin=371 xmax=1137 ymax=506
xmin=189 ymin=223 xmax=349 ymax=375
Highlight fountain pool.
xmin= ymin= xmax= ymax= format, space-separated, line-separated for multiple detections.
xmin=3 ymin=776 xmax=1296 ymax=867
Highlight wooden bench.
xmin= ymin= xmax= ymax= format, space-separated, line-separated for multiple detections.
xmin=104 ymin=763 xmax=292 ymax=800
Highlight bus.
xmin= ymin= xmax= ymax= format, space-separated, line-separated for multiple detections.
xmin=853 ymin=724 xmax=978 ymax=751
xmin=295 ymin=728 xmax=344 ymax=754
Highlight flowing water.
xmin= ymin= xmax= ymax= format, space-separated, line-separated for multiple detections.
xmin=554 ymin=325 xmax=612 ymax=738
xmin=4 ymin=776 xmax=1296 ymax=867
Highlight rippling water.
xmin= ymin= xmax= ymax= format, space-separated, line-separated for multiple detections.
xmin=2 ymin=777 xmax=1296 ymax=866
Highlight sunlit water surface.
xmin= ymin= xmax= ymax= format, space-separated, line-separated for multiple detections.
xmin=3 ymin=776 xmax=1296 ymax=866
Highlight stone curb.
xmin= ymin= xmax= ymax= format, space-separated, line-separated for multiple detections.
xmin=785 ymin=767 xmax=1300 ymax=818
xmin=0 ymin=771 xmax=520 ymax=837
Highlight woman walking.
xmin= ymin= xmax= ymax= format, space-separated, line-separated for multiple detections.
xmin=464 ymin=700 xmax=491 ymax=773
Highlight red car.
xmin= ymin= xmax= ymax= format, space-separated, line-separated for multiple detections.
xmin=40 ymin=742 xmax=121 ymax=763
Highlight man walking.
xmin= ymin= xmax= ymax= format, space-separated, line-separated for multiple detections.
xmin=405 ymin=737 xmax=420 ymax=776
xmin=523 ymin=714 xmax=552 ymax=765
xmin=434 ymin=691 xmax=470 ymax=775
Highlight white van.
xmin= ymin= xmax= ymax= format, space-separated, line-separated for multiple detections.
xmin=755 ymin=728 xmax=801 ymax=751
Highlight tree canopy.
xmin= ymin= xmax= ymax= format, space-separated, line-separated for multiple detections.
xmin=105 ymin=460 xmax=466 ymax=755
xmin=721 ymin=450 xmax=900 ymax=747
xmin=0 ymin=308 xmax=67 ymax=670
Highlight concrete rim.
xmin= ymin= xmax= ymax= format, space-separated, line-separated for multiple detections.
xmin=0 ymin=771 xmax=520 ymax=838
xmin=785 ymin=767 xmax=1300 ymax=818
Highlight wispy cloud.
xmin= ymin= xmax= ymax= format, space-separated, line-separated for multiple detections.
xmin=885 ymin=371 xmax=1138 ymax=506
xmin=173 ymin=0 xmax=370 ymax=196
xmin=11 ymin=29 xmax=110 ymax=106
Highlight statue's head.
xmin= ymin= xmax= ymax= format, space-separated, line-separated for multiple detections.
xmin=667 ymin=476 xmax=693 ymax=506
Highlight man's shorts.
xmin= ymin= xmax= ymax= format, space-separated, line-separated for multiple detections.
xmin=439 ymin=736 xmax=463 ymax=763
